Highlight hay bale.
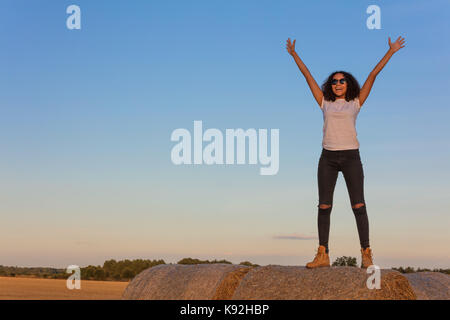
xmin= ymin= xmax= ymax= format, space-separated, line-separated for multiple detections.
xmin=122 ymin=263 xmax=418 ymax=300
xmin=404 ymin=272 xmax=450 ymax=300
xmin=231 ymin=265 xmax=416 ymax=300
xmin=121 ymin=263 xmax=251 ymax=300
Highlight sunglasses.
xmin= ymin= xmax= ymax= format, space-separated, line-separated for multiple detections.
xmin=331 ymin=79 xmax=346 ymax=85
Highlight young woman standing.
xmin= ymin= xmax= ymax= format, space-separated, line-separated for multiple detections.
xmin=286 ymin=36 xmax=406 ymax=268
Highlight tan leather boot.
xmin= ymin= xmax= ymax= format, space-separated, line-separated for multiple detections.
xmin=361 ymin=247 xmax=374 ymax=268
xmin=306 ymin=245 xmax=330 ymax=268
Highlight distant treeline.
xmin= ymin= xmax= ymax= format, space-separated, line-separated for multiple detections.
xmin=392 ymin=266 xmax=450 ymax=275
xmin=331 ymin=257 xmax=450 ymax=275
xmin=1 ymin=259 xmax=447 ymax=281
xmin=0 ymin=258 xmax=259 ymax=281
xmin=0 ymin=266 xmax=66 ymax=278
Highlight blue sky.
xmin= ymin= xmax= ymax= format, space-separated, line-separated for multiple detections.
xmin=1 ymin=0 xmax=449 ymax=268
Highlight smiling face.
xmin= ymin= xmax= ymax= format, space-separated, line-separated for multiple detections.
xmin=331 ymin=73 xmax=347 ymax=99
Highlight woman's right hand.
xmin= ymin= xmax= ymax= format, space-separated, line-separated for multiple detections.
xmin=285 ymin=38 xmax=323 ymax=107
xmin=286 ymin=38 xmax=296 ymax=56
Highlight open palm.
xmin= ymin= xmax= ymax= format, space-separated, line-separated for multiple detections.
xmin=286 ymin=38 xmax=296 ymax=56
xmin=389 ymin=36 xmax=406 ymax=53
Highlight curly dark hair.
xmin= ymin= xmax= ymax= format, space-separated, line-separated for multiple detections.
xmin=321 ymin=71 xmax=360 ymax=102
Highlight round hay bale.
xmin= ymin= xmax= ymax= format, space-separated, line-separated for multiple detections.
xmin=404 ymin=272 xmax=450 ymax=300
xmin=121 ymin=263 xmax=251 ymax=300
xmin=231 ymin=265 xmax=416 ymax=300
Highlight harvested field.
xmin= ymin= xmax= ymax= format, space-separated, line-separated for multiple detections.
xmin=0 ymin=276 xmax=128 ymax=300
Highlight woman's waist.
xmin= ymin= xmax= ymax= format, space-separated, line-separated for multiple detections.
xmin=320 ymin=147 xmax=361 ymax=161
xmin=321 ymin=147 xmax=360 ymax=154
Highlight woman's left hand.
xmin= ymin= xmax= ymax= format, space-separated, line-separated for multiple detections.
xmin=389 ymin=36 xmax=406 ymax=53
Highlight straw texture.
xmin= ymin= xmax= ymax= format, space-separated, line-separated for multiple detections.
xmin=121 ymin=263 xmax=251 ymax=300
xmin=231 ymin=265 xmax=416 ymax=300
xmin=404 ymin=272 xmax=450 ymax=300
xmin=121 ymin=264 xmax=425 ymax=300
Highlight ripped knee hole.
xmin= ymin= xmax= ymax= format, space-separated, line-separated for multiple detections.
xmin=352 ymin=203 xmax=365 ymax=209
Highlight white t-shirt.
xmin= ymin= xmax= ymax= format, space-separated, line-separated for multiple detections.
xmin=319 ymin=96 xmax=361 ymax=151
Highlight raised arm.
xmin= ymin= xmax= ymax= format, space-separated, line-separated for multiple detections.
xmin=359 ymin=36 xmax=406 ymax=107
xmin=286 ymin=38 xmax=323 ymax=107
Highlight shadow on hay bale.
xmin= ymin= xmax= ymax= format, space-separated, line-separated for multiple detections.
xmin=122 ymin=263 xmax=420 ymax=300
xmin=122 ymin=263 xmax=250 ymax=300
xmin=404 ymin=272 xmax=450 ymax=300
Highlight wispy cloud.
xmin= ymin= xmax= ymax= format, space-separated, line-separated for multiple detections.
xmin=273 ymin=234 xmax=317 ymax=240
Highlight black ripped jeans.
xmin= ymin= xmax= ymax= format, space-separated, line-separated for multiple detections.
xmin=317 ymin=148 xmax=370 ymax=253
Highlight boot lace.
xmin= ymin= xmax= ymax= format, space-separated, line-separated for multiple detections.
xmin=313 ymin=248 xmax=324 ymax=262
xmin=363 ymin=248 xmax=373 ymax=264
